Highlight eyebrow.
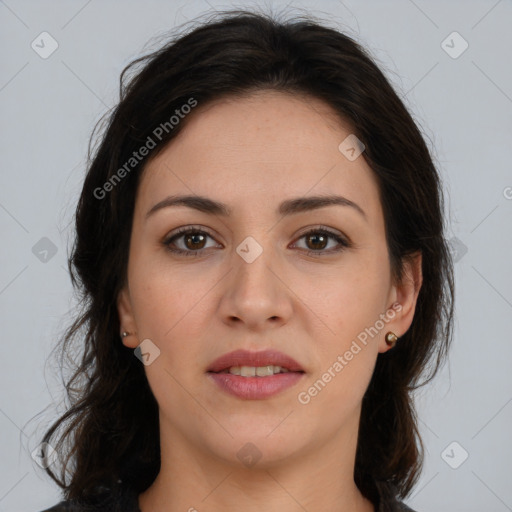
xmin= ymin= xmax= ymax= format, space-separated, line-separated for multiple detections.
xmin=145 ymin=194 xmax=367 ymax=222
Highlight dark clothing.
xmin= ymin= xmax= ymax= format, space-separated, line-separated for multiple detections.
xmin=40 ymin=480 xmax=417 ymax=512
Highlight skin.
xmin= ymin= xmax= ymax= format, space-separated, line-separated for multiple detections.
xmin=117 ymin=90 xmax=422 ymax=512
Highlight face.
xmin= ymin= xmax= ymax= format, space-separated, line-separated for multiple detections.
xmin=117 ymin=90 xmax=421 ymax=469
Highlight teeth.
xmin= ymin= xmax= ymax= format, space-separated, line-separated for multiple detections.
xmin=226 ymin=365 xmax=290 ymax=376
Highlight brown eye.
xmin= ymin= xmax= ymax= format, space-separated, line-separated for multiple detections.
xmin=163 ymin=226 xmax=351 ymax=258
xmin=163 ymin=227 xmax=219 ymax=257
xmin=183 ymin=232 xmax=207 ymax=250
xmin=305 ymin=232 xmax=329 ymax=251
xmin=293 ymin=228 xmax=351 ymax=257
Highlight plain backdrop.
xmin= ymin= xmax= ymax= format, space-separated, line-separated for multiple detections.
xmin=1 ymin=1 xmax=511 ymax=511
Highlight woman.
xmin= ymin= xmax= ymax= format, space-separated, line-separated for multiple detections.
xmin=39 ymin=8 xmax=454 ymax=512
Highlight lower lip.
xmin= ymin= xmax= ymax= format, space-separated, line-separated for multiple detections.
xmin=207 ymin=372 xmax=305 ymax=399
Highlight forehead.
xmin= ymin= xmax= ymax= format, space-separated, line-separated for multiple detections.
xmin=136 ymin=90 xmax=382 ymax=225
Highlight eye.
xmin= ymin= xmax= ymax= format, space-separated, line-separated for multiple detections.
xmin=162 ymin=226 xmax=220 ymax=257
xmin=162 ymin=225 xmax=352 ymax=257
xmin=291 ymin=227 xmax=351 ymax=257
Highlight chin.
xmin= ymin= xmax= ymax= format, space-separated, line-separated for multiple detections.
xmin=203 ymin=431 xmax=306 ymax=470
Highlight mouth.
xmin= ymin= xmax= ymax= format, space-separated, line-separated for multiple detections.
xmin=206 ymin=348 xmax=306 ymax=375
xmin=206 ymin=348 xmax=305 ymax=399
xmin=209 ymin=365 xmax=304 ymax=376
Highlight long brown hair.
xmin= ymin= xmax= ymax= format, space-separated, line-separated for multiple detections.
xmin=37 ymin=7 xmax=454 ymax=504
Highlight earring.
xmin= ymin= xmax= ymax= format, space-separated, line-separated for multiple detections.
xmin=385 ymin=331 xmax=398 ymax=348
xmin=121 ymin=331 xmax=131 ymax=338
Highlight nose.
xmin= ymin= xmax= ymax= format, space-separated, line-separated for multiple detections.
xmin=218 ymin=238 xmax=293 ymax=331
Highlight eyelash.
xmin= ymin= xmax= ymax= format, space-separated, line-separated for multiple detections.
xmin=162 ymin=225 xmax=352 ymax=258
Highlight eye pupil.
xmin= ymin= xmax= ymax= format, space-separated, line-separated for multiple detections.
xmin=186 ymin=233 xmax=206 ymax=250
xmin=307 ymin=233 xmax=327 ymax=250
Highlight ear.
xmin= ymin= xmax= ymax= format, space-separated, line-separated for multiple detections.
xmin=117 ymin=285 xmax=139 ymax=349
xmin=379 ymin=251 xmax=423 ymax=353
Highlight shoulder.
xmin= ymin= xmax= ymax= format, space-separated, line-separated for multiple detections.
xmin=38 ymin=500 xmax=112 ymax=512
xmin=395 ymin=501 xmax=417 ymax=512
xmin=379 ymin=496 xmax=418 ymax=512
xmin=38 ymin=484 xmax=140 ymax=512
xmin=372 ymin=479 xmax=418 ymax=512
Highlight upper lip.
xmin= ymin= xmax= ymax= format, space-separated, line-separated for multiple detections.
xmin=207 ymin=349 xmax=305 ymax=373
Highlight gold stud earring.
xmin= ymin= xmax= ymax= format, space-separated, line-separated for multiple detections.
xmin=385 ymin=332 xmax=398 ymax=348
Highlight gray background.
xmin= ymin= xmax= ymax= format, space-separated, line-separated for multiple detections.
xmin=1 ymin=0 xmax=511 ymax=511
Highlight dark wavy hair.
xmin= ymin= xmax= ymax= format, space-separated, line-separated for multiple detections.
xmin=37 ymin=7 xmax=454 ymax=505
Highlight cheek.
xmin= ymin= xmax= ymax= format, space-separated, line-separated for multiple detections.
xmin=290 ymin=256 xmax=388 ymax=404
xmin=128 ymin=267 xmax=208 ymax=420
xmin=291 ymin=254 xmax=390 ymax=339
xmin=127 ymin=264 xmax=221 ymax=405
xmin=128 ymin=244 xmax=211 ymax=336
xmin=297 ymin=351 xmax=376 ymax=429
xmin=297 ymin=282 xmax=383 ymax=416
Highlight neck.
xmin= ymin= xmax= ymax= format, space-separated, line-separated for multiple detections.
xmin=138 ymin=413 xmax=375 ymax=512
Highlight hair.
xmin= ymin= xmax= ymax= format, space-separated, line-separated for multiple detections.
xmin=38 ymin=7 xmax=454 ymax=506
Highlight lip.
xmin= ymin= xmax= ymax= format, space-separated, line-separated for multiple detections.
xmin=206 ymin=349 xmax=305 ymax=373
xmin=206 ymin=349 xmax=305 ymax=400
xmin=207 ymin=372 xmax=305 ymax=400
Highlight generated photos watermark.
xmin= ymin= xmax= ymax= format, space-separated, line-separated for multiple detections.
xmin=93 ymin=97 xmax=198 ymax=200
xmin=297 ymin=302 xmax=402 ymax=405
